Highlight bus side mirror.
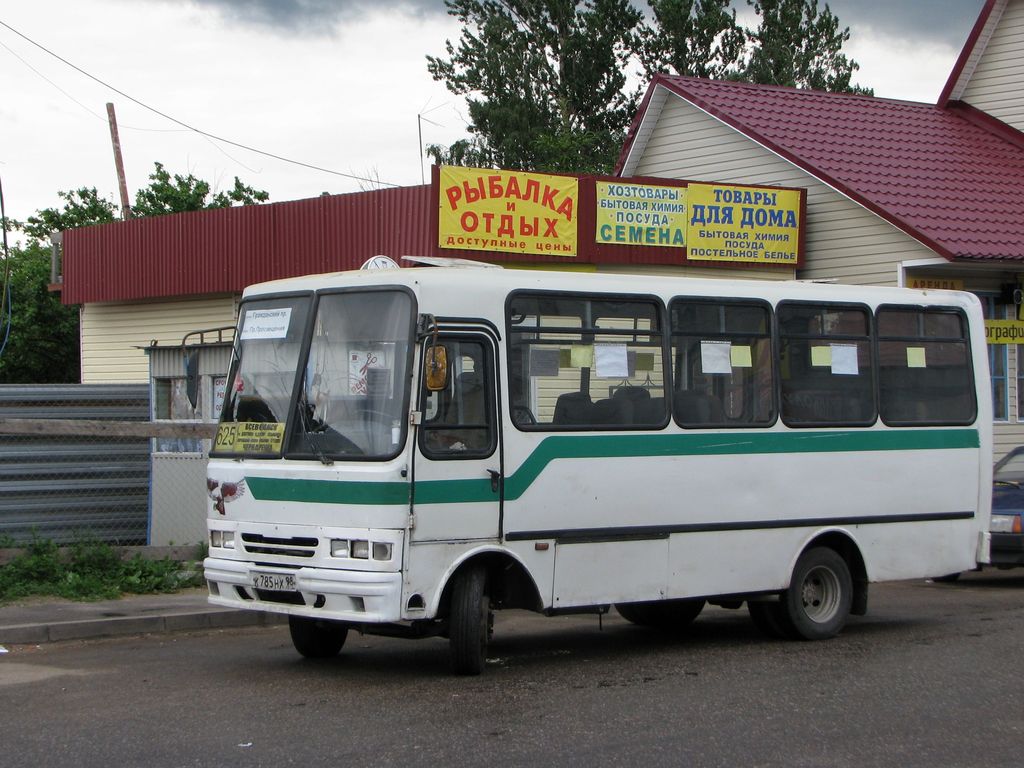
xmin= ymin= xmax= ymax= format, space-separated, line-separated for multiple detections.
xmin=424 ymin=345 xmax=449 ymax=391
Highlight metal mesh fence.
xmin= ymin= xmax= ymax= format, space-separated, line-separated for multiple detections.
xmin=0 ymin=385 xmax=153 ymax=545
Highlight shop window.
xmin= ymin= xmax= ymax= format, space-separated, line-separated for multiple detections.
xmin=153 ymin=377 xmax=202 ymax=452
xmin=877 ymin=307 xmax=976 ymax=425
xmin=980 ymin=296 xmax=1009 ymax=421
xmin=669 ymin=298 xmax=775 ymax=427
xmin=777 ymin=303 xmax=875 ymax=426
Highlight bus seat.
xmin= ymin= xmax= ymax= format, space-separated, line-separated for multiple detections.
xmin=674 ymin=390 xmax=725 ymax=425
xmin=614 ymin=386 xmax=664 ymax=423
xmin=553 ymin=392 xmax=593 ymax=425
xmin=591 ymin=397 xmax=632 ymax=424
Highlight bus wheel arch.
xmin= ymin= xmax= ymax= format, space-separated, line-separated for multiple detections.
xmin=805 ymin=530 xmax=868 ymax=616
xmin=435 ymin=549 xmax=544 ymax=620
xmin=779 ymin=533 xmax=866 ymax=640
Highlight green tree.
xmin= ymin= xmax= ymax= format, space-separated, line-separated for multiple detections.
xmin=0 ymin=241 xmax=80 ymax=383
xmin=740 ymin=0 xmax=872 ymax=94
xmin=2 ymin=165 xmax=268 ymax=383
xmin=21 ymin=188 xmax=117 ymax=242
xmin=132 ymin=162 xmax=269 ymax=218
xmin=636 ymin=0 xmax=746 ymax=80
xmin=426 ymin=0 xmax=644 ymax=174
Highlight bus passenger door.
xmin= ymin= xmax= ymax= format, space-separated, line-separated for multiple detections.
xmin=411 ymin=333 xmax=502 ymax=542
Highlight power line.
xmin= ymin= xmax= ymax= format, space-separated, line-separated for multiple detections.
xmin=0 ymin=18 xmax=400 ymax=189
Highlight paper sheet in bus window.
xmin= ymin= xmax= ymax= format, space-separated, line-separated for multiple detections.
xmin=811 ymin=345 xmax=831 ymax=367
xmin=530 ymin=348 xmax=561 ymax=377
xmin=595 ymin=344 xmax=628 ymax=377
xmin=830 ymin=344 xmax=859 ymax=375
xmin=906 ymin=347 xmax=927 ymax=368
xmin=240 ymin=308 xmax=292 ymax=340
xmin=730 ymin=345 xmax=752 ymax=368
xmin=701 ymin=340 xmax=732 ymax=374
xmin=570 ymin=344 xmax=593 ymax=368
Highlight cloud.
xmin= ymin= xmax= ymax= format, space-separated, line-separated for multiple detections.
xmin=188 ymin=0 xmax=447 ymax=34
xmin=825 ymin=0 xmax=986 ymax=48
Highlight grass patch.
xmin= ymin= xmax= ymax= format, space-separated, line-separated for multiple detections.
xmin=0 ymin=538 xmax=203 ymax=603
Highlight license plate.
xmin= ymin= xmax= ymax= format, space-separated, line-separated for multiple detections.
xmin=251 ymin=571 xmax=297 ymax=592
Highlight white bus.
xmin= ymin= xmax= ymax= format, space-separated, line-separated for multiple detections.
xmin=204 ymin=266 xmax=992 ymax=674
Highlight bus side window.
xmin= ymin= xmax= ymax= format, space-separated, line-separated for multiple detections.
xmin=778 ymin=302 xmax=876 ymax=426
xmin=669 ymin=298 xmax=775 ymax=428
xmin=420 ymin=339 xmax=497 ymax=458
xmin=877 ymin=306 xmax=976 ymax=425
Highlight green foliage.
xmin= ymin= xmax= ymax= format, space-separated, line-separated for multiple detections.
xmin=428 ymin=0 xmax=871 ymax=174
xmin=0 ymin=537 xmax=202 ymax=603
xmin=636 ymin=0 xmax=746 ymax=80
xmin=0 ymin=241 xmax=79 ymax=383
xmin=132 ymin=162 xmax=269 ymax=218
xmin=427 ymin=0 xmax=644 ymax=174
xmin=21 ymin=188 xmax=118 ymax=242
xmin=740 ymin=0 xmax=872 ymax=94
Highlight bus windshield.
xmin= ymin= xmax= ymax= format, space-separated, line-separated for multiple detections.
xmin=215 ymin=289 xmax=414 ymax=460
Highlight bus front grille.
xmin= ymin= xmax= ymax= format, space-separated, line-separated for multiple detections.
xmin=241 ymin=533 xmax=318 ymax=558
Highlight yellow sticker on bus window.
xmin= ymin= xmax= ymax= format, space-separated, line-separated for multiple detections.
xmin=811 ymin=346 xmax=832 ymax=367
xmin=634 ymin=353 xmax=655 ymax=372
xmin=570 ymin=344 xmax=594 ymax=368
xmin=730 ymin=345 xmax=753 ymax=368
xmin=215 ymin=422 xmax=285 ymax=453
xmin=906 ymin=347 xmax=927 ymax=368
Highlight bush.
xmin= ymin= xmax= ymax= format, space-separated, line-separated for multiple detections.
xmin=0 ymin=537 xmax=202 ymax=603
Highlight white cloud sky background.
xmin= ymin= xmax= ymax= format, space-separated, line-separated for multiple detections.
xmin=0 ymin=0 xmax=987 ymax=228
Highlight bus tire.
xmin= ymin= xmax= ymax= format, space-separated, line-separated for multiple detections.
xmin=616 ymin=599 xmax=705 ymax=631
xmin=780 ymin=547 xmax=852 ymax=640
xmin=449 ymin=565 xmax=491 ymax=675
xmin=288 ymin=616 xmax=348 ymax=659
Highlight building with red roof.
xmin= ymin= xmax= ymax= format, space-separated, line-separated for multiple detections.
xmin=58 ymin=0 xmax=1024 ymax=453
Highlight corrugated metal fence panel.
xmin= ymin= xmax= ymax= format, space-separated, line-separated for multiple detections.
xmin=0 ymin=384 xmax=151 ymax=545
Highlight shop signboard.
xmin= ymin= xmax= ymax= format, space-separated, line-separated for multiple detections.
xmin=438 ymin=166 xmax=578 ymax=256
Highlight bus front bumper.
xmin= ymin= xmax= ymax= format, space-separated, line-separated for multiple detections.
xmin=204 ymin=557 xmax=403 ymax=623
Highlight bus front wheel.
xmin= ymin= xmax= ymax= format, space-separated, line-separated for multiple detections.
xmin=449 ymin=565 xmax=492 ymax=675
xmin=288 ymin=616 xmax=348 ymax=658
xmin=780 ymin=547 xmax=852 ymax=640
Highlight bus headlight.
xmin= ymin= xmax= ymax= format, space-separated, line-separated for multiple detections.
xmin=210 ymin=530 xmax=235 ymax=549
xmin=351 ymin=540 xmax=370 ymax=559
xmin=372 ymin=542 xmax=393 ymax=561
xmin=330 ymin=539 xmax=350 ymax=558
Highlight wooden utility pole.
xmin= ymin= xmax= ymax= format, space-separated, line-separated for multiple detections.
xmin=106 ymin=102 xmax=132 ymax=219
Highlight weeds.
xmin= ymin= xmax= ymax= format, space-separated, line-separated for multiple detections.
xmin=0 ymin=538 xmax=203 ymax=603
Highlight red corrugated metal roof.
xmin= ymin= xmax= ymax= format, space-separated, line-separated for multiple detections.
xmin=62 ymin=186 xmax=436 ymax=305
xmin=617 ymin=74 xmax=1024 ymax=263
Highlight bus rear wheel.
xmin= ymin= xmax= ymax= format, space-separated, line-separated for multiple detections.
xmin=780 ymin=547 xmax=852 ymax=640
xmin=616 ymin=599 xmax=705 ymax=632
xmin=449 ymin=565 xmax=492 ymax=675
xmin=288 ymin=616 xmax=349 ymax=659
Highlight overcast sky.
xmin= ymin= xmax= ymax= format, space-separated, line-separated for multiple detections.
xmin=0 ymin=0 xmax=987 ymax=228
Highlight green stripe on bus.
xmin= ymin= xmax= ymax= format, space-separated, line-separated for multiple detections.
xmin=245 ymin=428 xmax=980 ymax=507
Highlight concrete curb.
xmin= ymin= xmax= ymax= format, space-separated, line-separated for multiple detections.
xmin=0 ymin=609 xmax=286 ymax=645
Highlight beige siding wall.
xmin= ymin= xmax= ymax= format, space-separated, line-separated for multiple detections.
xmin=961 ymin=0 xmax=1024 ymax=131
xmin=80 ymin=295 xmax=237 ymax=383
xmin=632 ymin=94 xmax=938 ymax=286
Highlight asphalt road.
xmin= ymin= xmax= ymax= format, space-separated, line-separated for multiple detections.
xmin=2 ymin=571 xmax=1022 ymax=768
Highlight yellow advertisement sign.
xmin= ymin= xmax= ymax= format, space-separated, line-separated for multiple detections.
xmin=214 ymin=422 xmax=285 ymax=453
xmin=906 ymin=276 xmax=964 ymax=291
xmin=595 ymin=181 xmax=687 ymax=248
xmin=985 ymin=320 xmax=1024 ymax=345
xmin=439 ymin=166 xmax=578 ymax=256
xmin=685 ymin=183 xmax=802 ymax=264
